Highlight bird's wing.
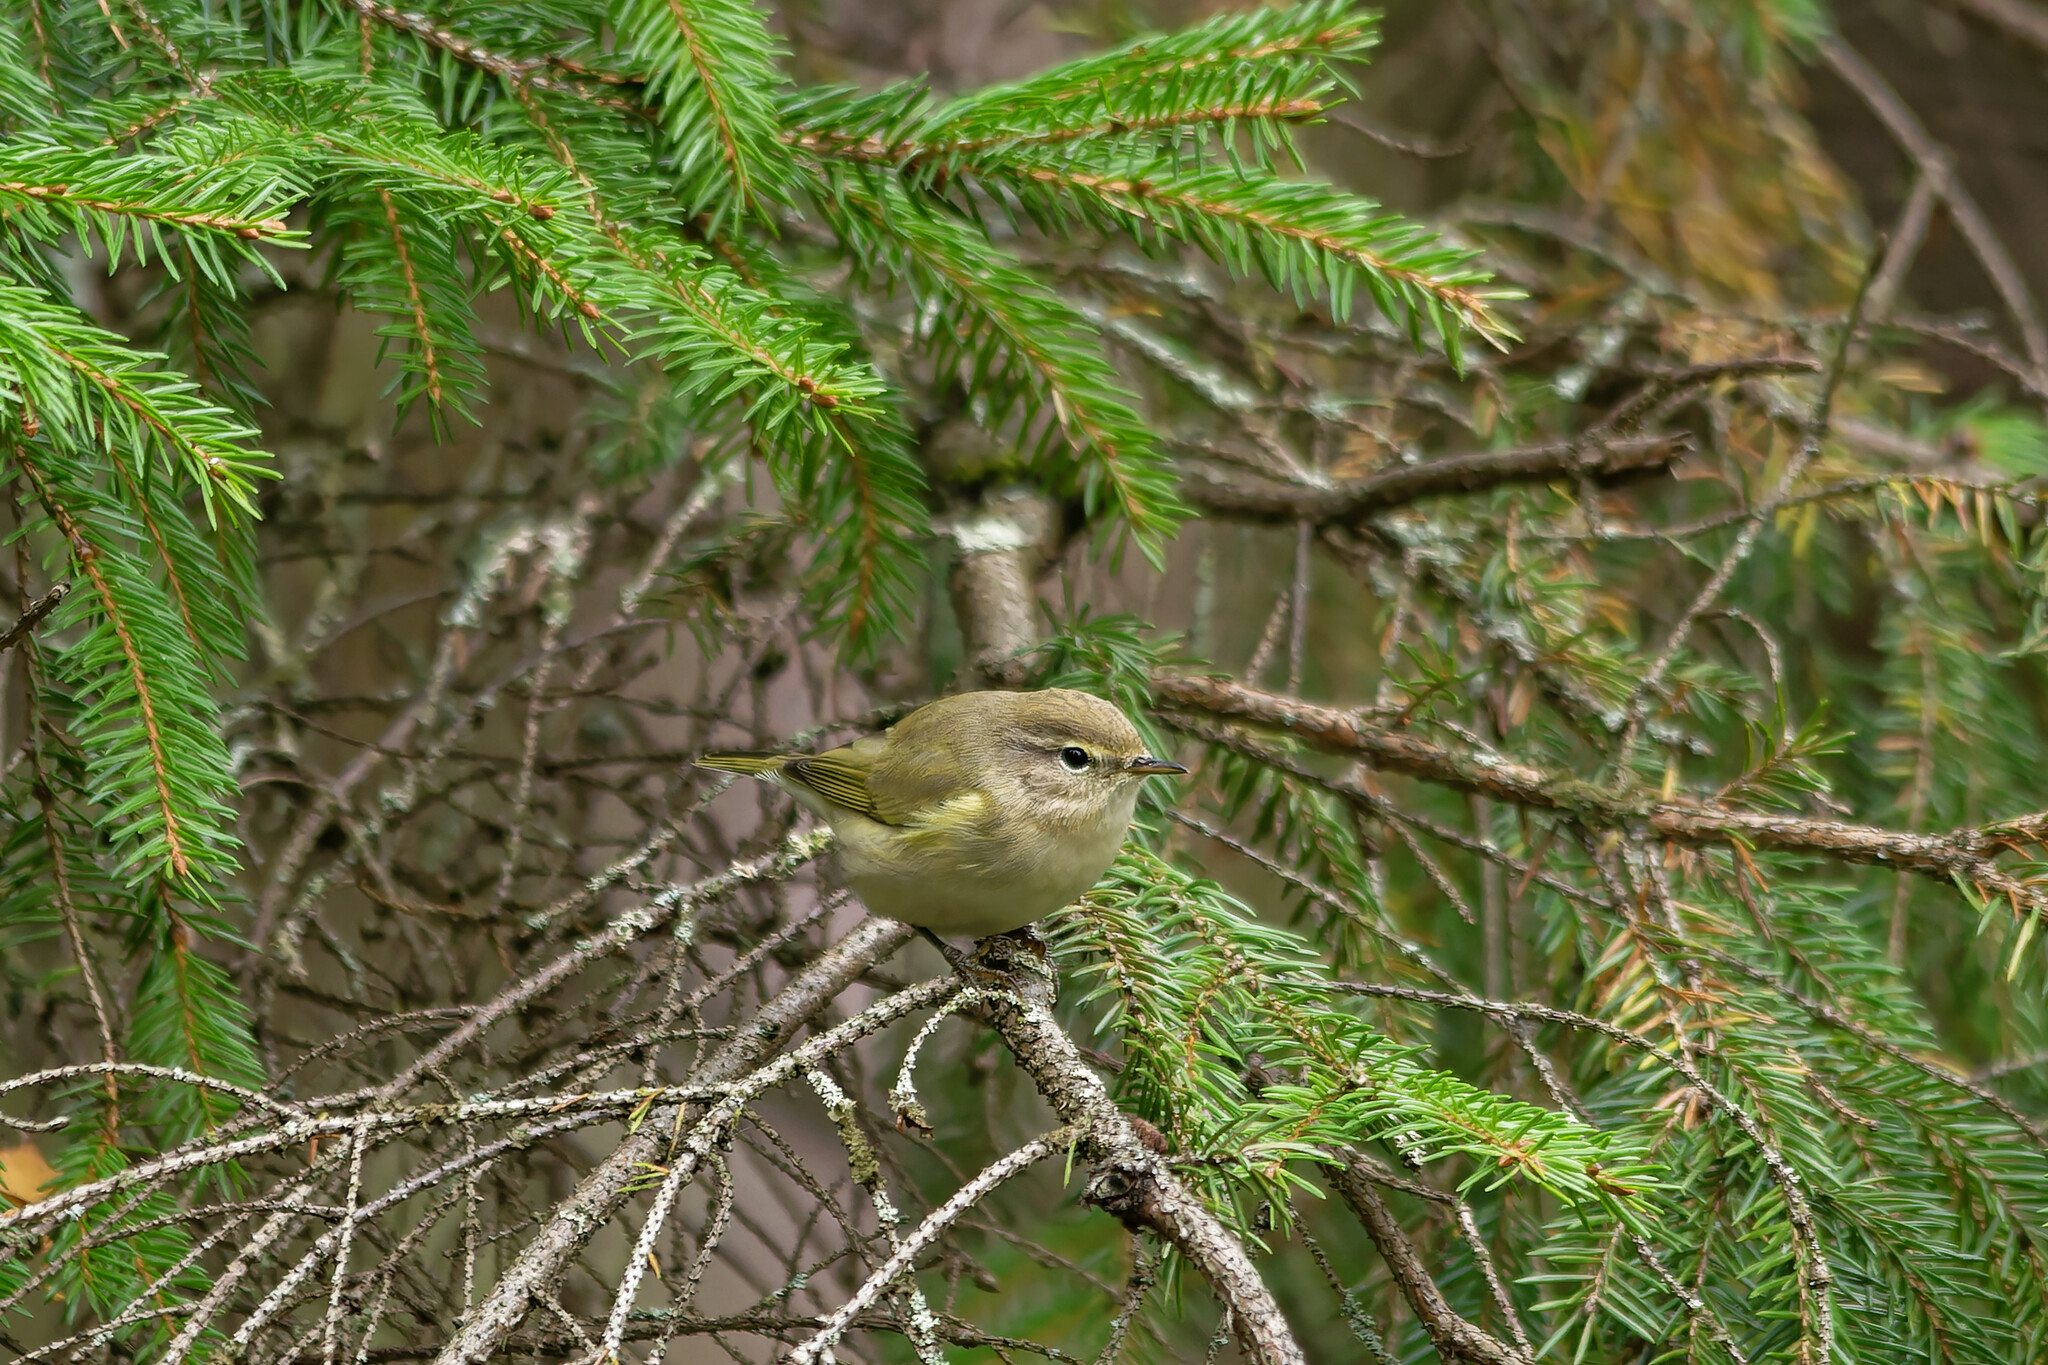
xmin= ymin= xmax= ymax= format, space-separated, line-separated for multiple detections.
xmin=778 ymin=748 xmax=884 ymax=820
xmin=698 ymin=748 xmax=889 ymax=821
xmin=702 ymin=731 xmax=969 ymax=829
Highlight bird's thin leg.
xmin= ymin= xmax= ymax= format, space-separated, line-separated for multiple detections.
xmin=917 ymin=926 xmax=971 ymax=973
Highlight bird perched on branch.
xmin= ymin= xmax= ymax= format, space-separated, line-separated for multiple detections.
xmin=698 ymin=689 xmax=1185 ymax=939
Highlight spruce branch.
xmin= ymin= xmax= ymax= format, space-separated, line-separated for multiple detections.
xmin=1158 ymin=675 xmax=2048 ymax=931
xmin=997 ymin=159 xmax=1516 ymax=360
xmin=788 ymin=91 xmax=1330 ymax=167
xmin=782 ymin=0 xmax=1376 ymax=173
xmin=0 ymin=175 xmax=287 ymax=240
xmin=0 ymin=279 xmax=273 ymax=520
xmin=342 ymin=0 xmax=640 ymax=109
xmin=16 ymin=458 xmax=200 ymax=882
xmin=1054 ymin=849 xmax=1635 ymax=1207
xmin=369 ymin=186 xmax=460 ymax=415
xmin=922 ymin=0 xmax=1376 ymax=150
xmin=609 ymin=0 xmax=792 ymax=224
xmin=816 ymin=168 xmax=1181 ymax=549
xmin=6 ymin=7 xmax=2043 ymax=1364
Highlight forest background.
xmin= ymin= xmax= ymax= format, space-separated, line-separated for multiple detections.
xmin=2 ymin=1 xmax=2048 ymax=1363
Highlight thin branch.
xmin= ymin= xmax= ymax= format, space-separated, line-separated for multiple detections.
xmin=1818 ymin=35 xmax=2048 ymax=369
xmin=373 ymin=829 xmax=830 ymax=1102
xmin=1868 ymin=173 xmax=1938 ymax=322
xmin=1180 ymin=435 xmax=1690 ymax=524
xmin=1155 ymin=675 xmax=2048 ymax=922
xmin=429 ymin=916 xmax=917 ymax=1365
xmin=1326 ymin=1160 xmax=1530 ymax=1365
xmin=1326 ymin=99 xmax=1499 ymax=159
xmin=0 ymin=582 xmax=67 ymax=655
xmin=1936 ymin=0 xmax=2048 ymax=68
xmin=1611 ymin=251 xmax=1879 ymax=762
xmin=789 ymin=1130 xmax=1072 ymax=1365
xmin=1328 ymin=982 xmax=1835 ymax=1362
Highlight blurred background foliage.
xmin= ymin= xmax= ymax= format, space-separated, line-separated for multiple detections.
xmin=3 ymin=0 xmax=2048 ymax=1363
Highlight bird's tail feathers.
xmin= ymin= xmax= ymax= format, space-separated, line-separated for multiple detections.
xmin=696 ymin=752 xmax=789 ymax=776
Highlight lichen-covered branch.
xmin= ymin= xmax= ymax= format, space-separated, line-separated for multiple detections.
xmin=963 ymin=938 xmax=1307 ymax=1365
xmin=430 ymin=915 xmax=917 ymax=1365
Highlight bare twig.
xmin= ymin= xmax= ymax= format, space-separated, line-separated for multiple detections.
xmin=1868 ymin=174 xmax=1938 ymax=322
xmin=1327 ymin=1160 xmax=1531 ymax=1365
xmin=430 ymin=915 xmax=917 ymax=1365
xmin=374 ymin=829 xmax=831 ymax=1102
xmin=0 ymin=582 xmax=67 ymax=655
xmin=1181 ymin=435 xmax=1690 ymax=525
xmin=1936 ymin=0 xmax=2048 ymax=66
xmin=1610 ymin=254 xmax=1880 ymax=762
xmin=789 ymin=1130 xmax=1072 ymax=1365
xmin=1819 ymin=35 xmax=2048 ymax=370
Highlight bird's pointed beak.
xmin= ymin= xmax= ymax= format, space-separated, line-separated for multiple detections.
xmin=1125 ymin=756 xmax=1189 ymax=776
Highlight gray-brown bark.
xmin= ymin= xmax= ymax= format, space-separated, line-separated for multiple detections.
xmin=964 ymin=935 xmax=1308 ymax=1365
xmin=1156 ymin=674 xmax=2048 ymax=922
xmin=946 ymin=486 xmax=1061 ymax=689
xmin=1328 ymin=1158 xmax=1532 ymax=1365
xmin=1180 ymin=435 xmax=1690 ymax=525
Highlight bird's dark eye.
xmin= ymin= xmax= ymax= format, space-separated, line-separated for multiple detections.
xmin=1058 ymin=746 xmax=1090 ymax=773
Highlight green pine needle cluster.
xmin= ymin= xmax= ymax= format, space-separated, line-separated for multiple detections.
xmin=1050 ymin=847 xmax=1647 ymax=1228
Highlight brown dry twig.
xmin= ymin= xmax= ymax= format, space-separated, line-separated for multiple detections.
xmin=0 ymin=581 xmax=68 ymax=655
xmin=1181 ymin=435 xmax=1691 ymax=525
xmin=1818 ymin=35 xmax=2048 ymax=370
xmin=1155 ymin=675 xmax=2048 ymax=925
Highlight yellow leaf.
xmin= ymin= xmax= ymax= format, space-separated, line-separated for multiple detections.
xmin=1506 ymin=674 xmax=1537 ymax=729
xmin=0 ymin=1143 xmax=57 ymax=1207
xmin=1868 ymin=361 xmax=1947 ymax=394
xmin=2007 ymin=911 xmax=2037 ymax=981
xmin=1791 ymin=502 xmax=1820 ymax=559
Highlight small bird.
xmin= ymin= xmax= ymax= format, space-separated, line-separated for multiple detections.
xmin=697 ymin=689 xmax=1186 ymax=938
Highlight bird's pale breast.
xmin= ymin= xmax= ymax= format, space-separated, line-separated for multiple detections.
xmin=831 ymin=787 xmax=1136 ymax=936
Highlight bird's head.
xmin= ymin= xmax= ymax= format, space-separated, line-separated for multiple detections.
xmin=962 ymin=689 xmax=1186 ymax=823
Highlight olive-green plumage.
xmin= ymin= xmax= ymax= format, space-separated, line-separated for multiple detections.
xmin=698 ymin=689 xmax=1185 ymax=936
